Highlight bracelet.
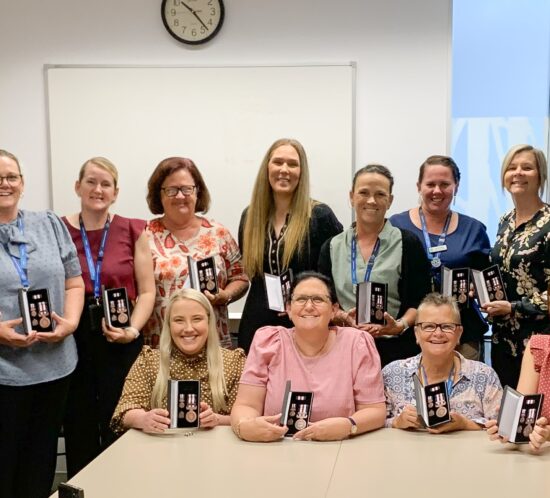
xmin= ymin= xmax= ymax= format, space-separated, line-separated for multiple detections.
xmin=125 ymin=326 xmax=140 ymax=340
xmin=233 ymin=418 xmax=251 ymax=439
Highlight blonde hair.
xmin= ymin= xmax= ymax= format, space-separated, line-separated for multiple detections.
xmin=500 ymin=145 xmax=547 ymax=196
xmin=242 ymin=138 xmax=314 ymax=278
xmin=0 ymin=149 xmax=22 ymax=173
xmin=78 ymin=157 xmax=119 ymax=188
xmin=150 ymin=289 xmax=229 ymax=412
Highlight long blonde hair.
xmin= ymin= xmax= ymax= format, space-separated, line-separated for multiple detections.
xmin=150 ymin=289 xmax=228 ymax=412
xmin=242 ymin=138 xmax=314 ymax=278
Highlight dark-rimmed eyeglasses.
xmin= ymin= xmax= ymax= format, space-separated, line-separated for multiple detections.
xmin=161 ymin=185 xmax=197 ymax=197
xmin=415 ymin=322 xmax=461 ymax=334
xmin=291 ymin=294 xmax=331 ymax=306
xmin=0 ymin=174 xmax=22 ymax=186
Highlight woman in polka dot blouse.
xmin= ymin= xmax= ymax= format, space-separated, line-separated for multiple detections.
xmin=111 ymin=288 xmax=245 ymax=433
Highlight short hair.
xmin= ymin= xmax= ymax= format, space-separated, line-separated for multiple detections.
xmin=352 ymin=164 xmax=394 ymax=193
xmin=500 ymin=144 xmax=547 ymax=196
xmin=146 ymin=157 xmax=211 ymax=215
xmin=0 ymin=149 xmax=22 ymax=173
xmin=78 ymin=157 xmax=119 ymax=188
xmin=415 ymin=292 xmax=461 ymax=324
xmin=418 ymin=155 xmax=461 ymax=184
xmin=290 ymin=271 xmax=338 ymax=305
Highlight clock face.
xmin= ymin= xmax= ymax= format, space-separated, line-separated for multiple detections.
xmin=161 ymin=0 xmax=225 ymax=45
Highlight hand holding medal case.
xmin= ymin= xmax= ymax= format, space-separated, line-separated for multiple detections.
xmin=187 ymin=256 xmax=218 ymax=294
xmin=441 ymin=267 xmax=470 ymax=309
xmin=265 ymin=269 xmax=293 ymax=312
xmin=413 ymin=374 xmax=451 ymax=427
xmin=167 ymin=379 xmax=201 ymax=430
xmin=497 ymin=386 xmax=544 ymax=443
xmin=472 ymin=264 xmax=507 ymax=306
xmin=19 ymin=288 xmax=54 ymax=333
xmin=280 ymin=380 xmax=314 ymax=436
xmin=102 ymin=287 xmax=130 ymax=328
xmin=356 ymin=281 xmax=387 ymax=325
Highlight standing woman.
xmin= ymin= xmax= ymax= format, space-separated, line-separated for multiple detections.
xmin=144 ymin=157 xmax=249 ymax=349
xmin=390 ymin=155 xmax=491 ymax=360
xmin=62 ymin=157 xmax=156 ymax=478
xmin=0 ymin=150 xmax=84 ymax=498
xmin=318 ymin=164 xmax=431 ymax=367
xmin=238 ymin=138 xmax=343 ymax=352
xmin=484 ymin=145 xmax=550 ymax=388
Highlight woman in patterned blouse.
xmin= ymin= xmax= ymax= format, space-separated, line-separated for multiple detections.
xmin=111 ymin=289 xmax=246 ymax=433
xmin=383 ymin=293 xmax=502 ymax=432
xmin=483 ymin=145 xmax=550 ymax=389
xmin=143 ymin=157 xmax=249 ymax=348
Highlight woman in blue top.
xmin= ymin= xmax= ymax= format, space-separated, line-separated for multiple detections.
xmin=0 ymin=150 xmax=84 ymax=498
xmin=390 ymin=155 xmax=490 ymax=361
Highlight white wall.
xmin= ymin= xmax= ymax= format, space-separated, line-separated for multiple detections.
xmin=0 ymin=0 xmax=450 ymax=215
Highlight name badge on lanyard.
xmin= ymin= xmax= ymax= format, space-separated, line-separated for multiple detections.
xmin=419 ymin=208 xmax=451 ymax=269
xmin=79 ymin=215 xmax=111 ymax=301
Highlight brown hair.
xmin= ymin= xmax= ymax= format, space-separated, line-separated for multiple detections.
xmin=241 ymin=138 xmax=313 ymax=278
xmin=418 ymin=155 xmax=461 ymax=185
xmin=146 ymin=157 xmax=211 ymax=215
xmin=352 ymin=164 xmax=394 ymax=193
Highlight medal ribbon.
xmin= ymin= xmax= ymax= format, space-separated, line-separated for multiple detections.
xmin=3 ymin=215 xmax=29 ymax=288
xmin=419 ymin=207 xmax=452 ymax=268
xmin=351 ymin=236 xmax=381 ymax=285
xmin=79 ymin=214 xmax=111 ymax=299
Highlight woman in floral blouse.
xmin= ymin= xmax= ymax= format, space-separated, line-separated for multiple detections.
xmin=143 ymin=157 xmax=249 ymax=348
xmin=483 ymin=145 xmax=550 ymax=389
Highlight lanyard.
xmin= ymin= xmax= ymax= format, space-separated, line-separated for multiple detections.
xmin=3 ymin=215 xmax=29 ymax=288
xmin=419 ymin=207 xmax=452 ymax=268
xmin=351 ymin=235 xmax=380 ymax=285
xmin=79 ymin=214 xmax=111 ymax=299
xmin=420 ymin=357 xmax=455 ymax=397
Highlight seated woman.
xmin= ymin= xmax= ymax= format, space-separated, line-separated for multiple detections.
xmin=486 ymin=335 xmax=550 ymax=451
xmin=383 ymin=293 xmax=502 ymax=432
xmin=111 ymin=289 xmax=245 ymax=434
xmin=231 ymin=271 xmax=386 ymax=442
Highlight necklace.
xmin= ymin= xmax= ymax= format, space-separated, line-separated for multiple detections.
xmin=293 ymin=330 xmax=333 ymax=359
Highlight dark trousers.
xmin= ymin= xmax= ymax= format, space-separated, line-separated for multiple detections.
xmin=63 ymin=308 xmax=143 ymax=478
xmin=0 ymin=375 xmax=71 ymax=498
xmin=491 ymin=340 xmax=523 ymax=389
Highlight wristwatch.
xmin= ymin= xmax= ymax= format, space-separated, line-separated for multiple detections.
xmin=348 ymin=417 xmax=358 ymax=436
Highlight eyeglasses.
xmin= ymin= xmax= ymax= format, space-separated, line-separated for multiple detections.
xmin=161 ymin=185 xmax=197 ymax=197
xmin=415 ymin=322 xmax=461 ymax=334
xmin=291 ymin=294 xmax=331 ymax=306
xmin=0 ymin=174 xmax=22 ymax=186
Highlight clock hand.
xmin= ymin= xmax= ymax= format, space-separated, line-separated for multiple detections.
xmin=191 ymin=11 xmax=209 ymax=31
xmin=179 ymin=1 xmax=210 ymax=31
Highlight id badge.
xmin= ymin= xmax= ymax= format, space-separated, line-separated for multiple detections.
xmin=87 ymin=302 xmax=104 ymax=332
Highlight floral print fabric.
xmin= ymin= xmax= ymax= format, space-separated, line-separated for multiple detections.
xmin=490 ymin=205 xmax=550 ymax=357
xmin=143 ymin=217 xmax=248 ymax=348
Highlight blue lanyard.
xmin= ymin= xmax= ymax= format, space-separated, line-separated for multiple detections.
xmin=351 ymin=235 xmax=381 ymax=285
xmin=79 ymin=215 xmax=111 ymax=299
xmin=420 ymin=358 xmax=455 ymax=397
xmin=3 ymin=215 xmax=29 ymax=288
xmin=419 ymin=207 xmax=452 ymax=267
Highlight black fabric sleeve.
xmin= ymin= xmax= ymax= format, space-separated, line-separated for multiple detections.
xmin=397 ymin=228 xmax=431 ymax=316
xmin=238 ymin=207 xmax=248 ymax=252
xmin=307 ymin=203 xmax=343 ymax=271
xmin=317 ymin=238 xmax=334 ymax=280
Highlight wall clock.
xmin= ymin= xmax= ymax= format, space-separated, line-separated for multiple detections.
xmin=161 ymin=0 xmax=225 ymax=45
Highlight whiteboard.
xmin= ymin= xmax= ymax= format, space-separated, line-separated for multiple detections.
xmin=46 ymin=64 xmax=355 ymax=312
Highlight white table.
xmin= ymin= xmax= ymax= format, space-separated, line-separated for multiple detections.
xmin=51 ymin=427 xmax=550 ymax=498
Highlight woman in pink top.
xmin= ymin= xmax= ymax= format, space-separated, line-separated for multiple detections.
xmin=486 ymin=334 xmax=550 ymax=451
xmin=231 ymin=272 xmax=386 ymax=442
